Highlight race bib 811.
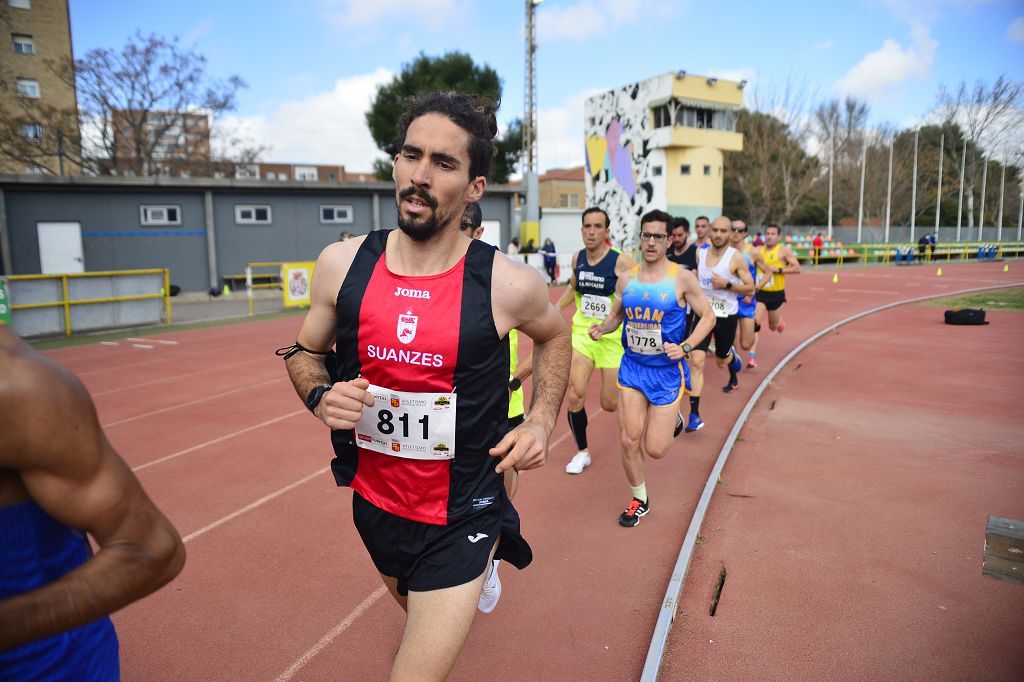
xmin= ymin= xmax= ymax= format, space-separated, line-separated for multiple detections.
xmin=354 ymin=384 xmax=456 ymax=460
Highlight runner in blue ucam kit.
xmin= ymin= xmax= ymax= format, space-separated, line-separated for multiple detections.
xmin=588 ymin=210 xmax=714 ymax=528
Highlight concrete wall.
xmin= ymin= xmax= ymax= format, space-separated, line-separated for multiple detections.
xmin=0 ymin=177 xmax=521 ymax=291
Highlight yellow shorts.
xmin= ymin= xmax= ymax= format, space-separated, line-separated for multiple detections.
xmin=571 ymin=323 xmax=625 ymax=369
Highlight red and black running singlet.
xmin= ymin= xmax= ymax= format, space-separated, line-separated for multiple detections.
xmin=331 ymin=230 xmax=510 ymax=525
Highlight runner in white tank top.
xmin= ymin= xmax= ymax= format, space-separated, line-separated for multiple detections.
xmin=684 ymin=217 xmax=757 ymax=408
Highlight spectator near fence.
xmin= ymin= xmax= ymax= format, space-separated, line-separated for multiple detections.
xmin=541 ymin=239 xmax=557 ymax=282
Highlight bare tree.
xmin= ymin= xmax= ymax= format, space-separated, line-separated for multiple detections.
xmin=72 ymin=33 xmax=251 ymax=176
xmin=813 ymin=97 xmax=871 ymax=222
xmin=724 ymin=80 xmax=821 ymax=225
xmin=937 ymin=76 xmax=1024 ymax=228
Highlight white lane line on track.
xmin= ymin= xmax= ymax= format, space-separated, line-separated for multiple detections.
xmin=91 ymin=357 xmax=263 ymax=397
xmin=131 ymin=409 xmax=305 ymax=472
xmin=182 ymin=467 xmax=329 ymax=544
xmin=276 ymin=586 xmax=390 ymax=682
xmin=100 ymin=341 xmax=119 ymax=346
xmin=640 ymin=280 xmax=1024 ymax=681
xmin=102 ymin=376 xmax=286 ymax=428
xmin=835 ymin=288 xmax=896 ymax=295
xmin=132 ymin=344 xmax=154 ymax=349
xmin=127 ymin=337 xmax=179 ymax=345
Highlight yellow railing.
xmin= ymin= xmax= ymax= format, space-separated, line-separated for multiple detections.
xmin=9 ymin=268 xmax=171 ymax=336
xmin=790 ymin=241 xmax=1023 ymax=268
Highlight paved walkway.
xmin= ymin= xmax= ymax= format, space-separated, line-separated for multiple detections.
xmin=664 ymin=301 xmax=1024 ymax=680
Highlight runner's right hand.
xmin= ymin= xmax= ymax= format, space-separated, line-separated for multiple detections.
xmin=316 ymin=377 xmax=375 ymax=430
xmin=588 ymin=323 xmax=603 ymax=341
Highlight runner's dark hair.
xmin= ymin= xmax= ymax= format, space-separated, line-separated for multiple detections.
xmin=581 ymin=206 xmax=610 ymax=228
xmin=640 ymin=209 xmax=673 ymax=230
xmin=395 ymin=91 xmax=499 ymax=180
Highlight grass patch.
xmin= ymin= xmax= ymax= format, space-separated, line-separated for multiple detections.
xmin=28 ymin=308 xmax=305 ymax=351
xmin=925 ymin=287 xmax=1024 ymax=313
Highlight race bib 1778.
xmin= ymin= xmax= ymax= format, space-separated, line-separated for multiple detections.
xmin=625 ymin=325 xmax=663 ymax=355
xmin=354 ymin=384 xmax=457 ymax=460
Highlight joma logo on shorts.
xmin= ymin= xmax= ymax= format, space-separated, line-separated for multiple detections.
xmin=394 ymin=286 xmax=430 ymax=300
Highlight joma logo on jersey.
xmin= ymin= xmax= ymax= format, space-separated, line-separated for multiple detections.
xmin=397 ymin=312 xmax=418 ymax=344
xmin=394 ymin=286 xmax=430 ymax=300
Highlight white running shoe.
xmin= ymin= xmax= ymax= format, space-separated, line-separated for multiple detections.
xmin=565 ymin=451 xmax=592 ymax=474
xmin=478 ymin=560 xmax=501 ymax=613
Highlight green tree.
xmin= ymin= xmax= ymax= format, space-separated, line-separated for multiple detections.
xmin=365 ymin=51 xmax=518 ymax=182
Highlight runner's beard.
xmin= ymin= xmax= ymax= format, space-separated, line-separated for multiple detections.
xmin=396 ymin=187 xmax=454 ymax=242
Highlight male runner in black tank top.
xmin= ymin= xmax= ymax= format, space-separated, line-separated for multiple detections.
xmin=283 ymin=92 xmax=570 ymax=680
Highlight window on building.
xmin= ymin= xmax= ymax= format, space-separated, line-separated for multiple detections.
xmin=703 ymin=165 xmax=711 ymax=176
xmin=140 ymin=205 xmax=181 ymax=226
xmin=26 ymin=164 xmax=47 ymax=174
xmin=326 ymin=172 xmax=336 ymax=181
xmin=20 ymin=122 xmax=42 ymax=140
xmin=652 ymin=166 xmax=663 ymax=177
xmin=295 ymin=166 xmax=318 ymax=181
xmin=652 ymin=105 xmax=671 ymax=128
xmin=680 ymin=164 xmax=691 ymax=176
xmin=7 ymin=0 xmax=31 ymax=9
xmin=16 ymin=78 xmax=39 ymax=98
xmin=320 ymin=205 xmax=353 ymax=223
xmin=557 ymin=193 xmax=580 ymax=208
xmin=235 ymin=164 xmax=259 ymax=180
xmin=12 ymin=34 xmax=35 ymax=54
xmin=695 ymin=109 xmax=713 ymax=129
xmin=236 ymin=205 xmax=272 ymax=224
xmin=265 ymin=172 xmax=275 ymax=180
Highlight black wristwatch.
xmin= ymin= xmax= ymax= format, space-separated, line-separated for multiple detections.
xmin=508 ymin=376 xmax=522 ymax=392
xmin=725 ymin=281 xmax=733 ymax=290
xmin=305 ymin=383 xmax=333 ymax=413
xmin=682 ymin=342 xmax=692 ymax=355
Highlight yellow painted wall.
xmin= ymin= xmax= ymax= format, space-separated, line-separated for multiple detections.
xmin=664 ymin=148 xmax=724 ymax=207
xmin=670 ymin=127 xmax=743 ymax=152
xmin=672 ymin=77 xmax=744 ymax=108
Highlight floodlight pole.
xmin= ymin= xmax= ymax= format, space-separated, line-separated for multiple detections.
xmin=997 ymin=161 xmax=1005 ymax=242
xmin=934 ymin=133 xmax=943 ymax=234
xmin=910 ymin=129 xmax=918 ymax=243
xmin=856 ymin=137 xmax=867 ymax=243
xmin=523 ymin=0 xmax=540 ymax=226
xmin=956 ymin=138 xmax=966 ymax=242
xmin=884 ymin=136 xmax=893 ymax=244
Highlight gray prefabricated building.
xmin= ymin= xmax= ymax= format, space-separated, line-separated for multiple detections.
xmin=0 ymin=175 xmax=522 ymax=292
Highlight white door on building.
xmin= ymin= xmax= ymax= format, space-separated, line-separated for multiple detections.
xmin=480 ymin=220 xmax=501 ymax=249
xmin=37 ymin=222 xmax=84 ymax=274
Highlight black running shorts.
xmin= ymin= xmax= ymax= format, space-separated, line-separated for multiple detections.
xmin=352 ymin=492 xmax=532 ymax=596
xmin=688 ymin=311 xmax=739 ymax=359
xmin=756 ymin=289 xmax=786 ymax=311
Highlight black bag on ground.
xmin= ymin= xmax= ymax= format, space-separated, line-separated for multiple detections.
xmin=944 ymin=308 xmax=988 ymax=325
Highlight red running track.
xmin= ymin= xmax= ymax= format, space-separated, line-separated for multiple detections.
xmin=35 ymin=261 xmax=1022 ymax=679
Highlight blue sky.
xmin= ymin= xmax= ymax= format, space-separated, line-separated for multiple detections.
xmin=69 ymin=0 xmax=1024 ymax=173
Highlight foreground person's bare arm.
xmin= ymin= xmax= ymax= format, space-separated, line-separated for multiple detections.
xmin=0 ymin=345 xmax=185 ymax=651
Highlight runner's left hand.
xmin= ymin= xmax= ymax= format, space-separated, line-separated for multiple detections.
xmin=663 ymin=342 xmax=684 ymax=360
xmin=711 ymin=274 xmax=728 ymax=289
xmin=489 ymin=419 xmax=547 ymax=473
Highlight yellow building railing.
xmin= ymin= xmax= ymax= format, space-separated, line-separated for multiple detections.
xmin=8 ymin=268 xmax=171 ymax=336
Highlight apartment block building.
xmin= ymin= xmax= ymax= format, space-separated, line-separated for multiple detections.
xmin=0 ymin=0 xmax=81 ymax=174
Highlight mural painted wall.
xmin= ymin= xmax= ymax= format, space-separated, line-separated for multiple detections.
xmin=584 ymin=75 xmax=672 ymax=250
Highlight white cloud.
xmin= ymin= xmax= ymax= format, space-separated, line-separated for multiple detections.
xmin=538 ymin=0 xmax=673 ymax=42
xmin=312 ymin=0 xmax=466 ymax=30
xmin=221 ymin=68 xmax=394 ymax=169
xmin=1009 ymin=16 xmax=1024 ymax=43
xmin=832 ymin=26 xmax=936 ymax=102
xmin=182 ymin=19 xmax=216 ymax=46
xmin=535 ymin=88 xmax=606 ymax=172
xmin=706 ymin=68 xmax=758 ymax=88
